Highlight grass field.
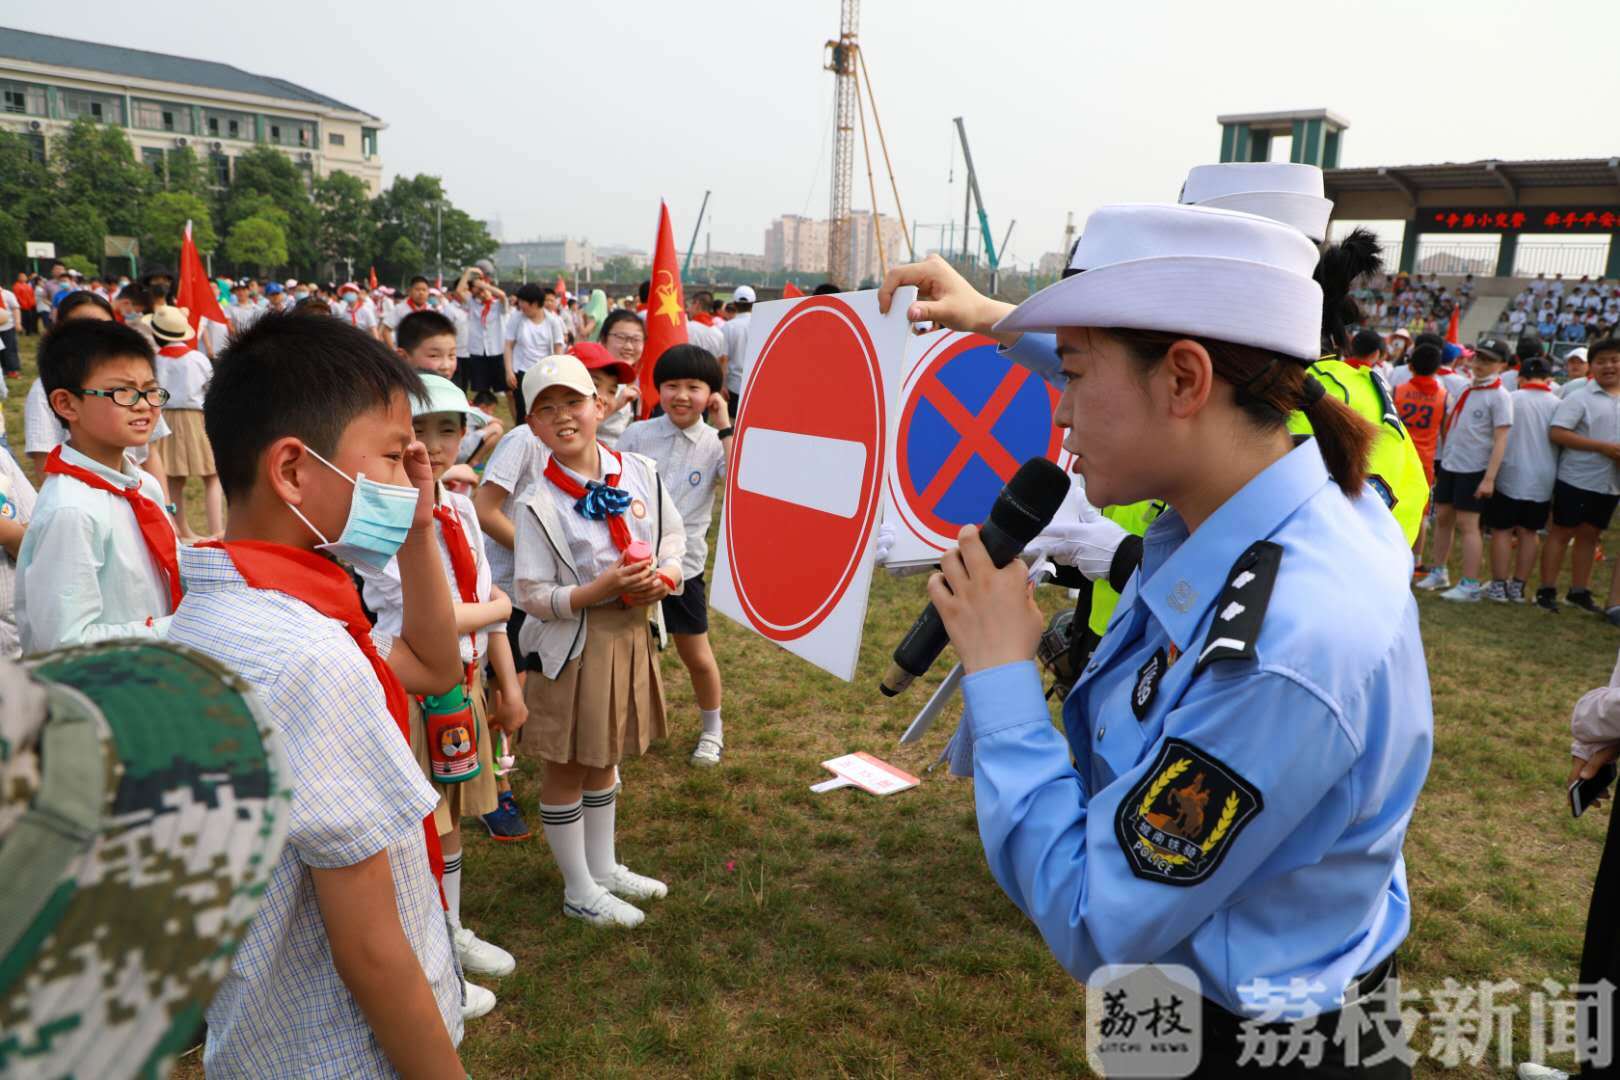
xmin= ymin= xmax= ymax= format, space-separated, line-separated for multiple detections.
xmin=17 ymin=332 xmax=1620 ymax=1078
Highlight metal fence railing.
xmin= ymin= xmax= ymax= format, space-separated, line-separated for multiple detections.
xmin=1512 ymin=242 xmax=1611 ymax=278
xmin=1412 ymin=239 xmax=1500 ymax=276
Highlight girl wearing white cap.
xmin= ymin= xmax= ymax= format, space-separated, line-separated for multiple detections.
xmin=906 ymin=203 xmax=1433 ymax=1076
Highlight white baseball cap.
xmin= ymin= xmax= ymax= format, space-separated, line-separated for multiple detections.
xmin=995 ymin=203 xmax=1324 ymax=361
xmin=521 ymin=354 xmax=597 ymax=412
xmin=732 ymin=285 xmax=756 ymax=304
xmin=1178 ymin=162 xmax=1334 ymax=243
xmin=413 ymin=373 xmax=487 ymax=427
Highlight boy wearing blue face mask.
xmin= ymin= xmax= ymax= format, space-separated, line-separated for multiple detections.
xmin=167 ymin=314 xmax=469 ymax=1077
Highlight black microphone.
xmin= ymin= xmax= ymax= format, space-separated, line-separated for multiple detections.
xmin=880 ymin=457 xmax=1071 ymax=696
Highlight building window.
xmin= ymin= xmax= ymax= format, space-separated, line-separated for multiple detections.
xmin=361 ymin=126 xmax=378 ymax=158
xmin=328 ymin=131 xmax=345 ymax=147
xmin=132 ymin=99 xmax=193 ymax=134
xmin=60 ymin=89 xmax=122 ymax=124
xmin=211 ymin=152 xmax=230 ymax=188
xmin=140 ymin=146 xmax=166 ymax=179
xmin=262 ymin=116 xmax=315 ymax=148
xmin=203 ymin=108 xmax=250 ymax=140
xmin=0 ymin=80 xmax=46 ymax=116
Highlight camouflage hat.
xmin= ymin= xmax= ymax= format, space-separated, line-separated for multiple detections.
xmin=0 ymin=643 xmax=290 ymax=1080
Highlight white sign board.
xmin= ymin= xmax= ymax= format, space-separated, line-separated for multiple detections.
xmin=24 ymin=242 xmax=54 ymax=259
xmin=710 ymin=287 xmax=914 ymax=680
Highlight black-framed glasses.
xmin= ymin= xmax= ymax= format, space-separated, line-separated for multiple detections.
xmin=80 ymin=386 xmax=171 ymax=408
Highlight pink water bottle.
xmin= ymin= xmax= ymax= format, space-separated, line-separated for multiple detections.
xmin=619 ymin=539 xmax=654 ymax=606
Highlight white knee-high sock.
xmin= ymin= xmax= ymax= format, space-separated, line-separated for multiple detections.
xmin=442 ymin=851 xmax=463 ymax=930
xmin=700 ymin=708 xmax=723 ymax=742
xmin=540 ymin=800 xmax=595 ymax=901
xmin=582 ymin=783 xmax=619 ymax=880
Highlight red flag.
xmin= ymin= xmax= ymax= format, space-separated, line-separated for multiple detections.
xmin=555 ymin=274 xmax=568 ymax=303
xmin=782 ymin=281 xmax=804 ymax=298
xmin=641 ymin=200 xmax=688 ymax=418
xmin=176 ymin=220 xmax=225 ymax=336
xmin=1444 ymin=306 xmax=1460 ymax=344
xmin=368 ymin=266 xmax=378 ymax=291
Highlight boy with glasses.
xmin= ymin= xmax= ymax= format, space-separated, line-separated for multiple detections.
xmin=16 ymin=320 xmax=179 ymax=650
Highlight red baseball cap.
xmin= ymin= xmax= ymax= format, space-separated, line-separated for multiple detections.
xmin=570 ymin=341 xmax=634 ymax=386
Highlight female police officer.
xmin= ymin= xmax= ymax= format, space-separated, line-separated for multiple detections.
xmin=919 ymin=203 xmax=1433 ymax=1077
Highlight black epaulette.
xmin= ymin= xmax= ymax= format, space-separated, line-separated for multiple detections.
xmin=1366 ymin=368 xmax=1406 ymax=436
xmin=1193 ymin=541 xmax=1282 ymax=673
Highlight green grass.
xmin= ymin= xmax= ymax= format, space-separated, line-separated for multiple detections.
xmin=22 ymin=332 xmax=1612 ymax=1078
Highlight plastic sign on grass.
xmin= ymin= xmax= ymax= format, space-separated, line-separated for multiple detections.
xmin=883 ymin=328 xmax=1071 ymax=569
xmin=811 ymin=753 xmax=920 ymax=796
xmin=710 ymin=287 xmax=915 ymax=681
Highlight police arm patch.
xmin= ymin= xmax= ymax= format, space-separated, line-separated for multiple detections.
xmin=1114 ymin=738 xmax=1264 ymax=887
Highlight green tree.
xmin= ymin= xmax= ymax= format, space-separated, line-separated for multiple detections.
xmin=51 ymin=118 xmax=150 ymax=236
xmin=59 ymin=254 xmax=97 ymax=276
xmin=162 ymin=146 xmax=213 ymax=201
xmin=372 ymin=173 xmax=494 ymax=285
xmin=142 ymin=191 xmax=216 ymax=268
xmin=601 ymin=255 xmax=640 ymax=282
xmin=313 ymin=170 xmax=374 ymax=278
xmin=35 ymin=200 xmax=107 ymax=269
xmin=0 ymin=207 xmax=22 ymax=266
xmin=225 ymin=146 xmax=316 ymax=274
xmin=0 ymin=129 xmax=57 ymax=238
xmin=223 ymin=215 xmax=287 ymax=275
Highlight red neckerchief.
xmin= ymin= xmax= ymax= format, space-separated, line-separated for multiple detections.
xmin=544 ymin=447 xmax=632 ymax=553
xmin=691 ymin=312 xmax=714 ymax=327
xmin=1406 ymin=375 xmax=1442 ymax=395
xmin=1344 ymin=358 xmax=1374 ymax=369
xmin=1447 ymin=378 xmax=1502 ymax=435
xmin=44 ymin=446 xmax=181 ymax=609
xmin=408 ymin=299 xmax=427 ymax=313
xmin=157 ymin=342 xmax=190 ymax=359
xmin=479 ymin=297 xmax=492 ymax=324
xmin=433 ymin=500 xmax=481 ymax=666
xmin=200 ymin=540 xmax=445 ymax=899
xmin=1520 ymin=381 xmax=1554 ymax=392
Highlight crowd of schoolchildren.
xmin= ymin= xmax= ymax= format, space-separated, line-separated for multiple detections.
xmin=1359 ymin=324 xmax=1620 ymax=619
xmin=5 ymin=263 xmax=757 ymax=1075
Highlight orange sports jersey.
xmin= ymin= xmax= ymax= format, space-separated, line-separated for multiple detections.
xmin=1394 ymin=375 xmax=1447 ymax=484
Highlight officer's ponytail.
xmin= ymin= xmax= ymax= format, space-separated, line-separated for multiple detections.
xmin=1109 ymin=329 xmax=1378 ymax=497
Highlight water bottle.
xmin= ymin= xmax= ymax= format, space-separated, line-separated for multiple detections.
xmin=423 ymin=684 xmax=480 ymax=784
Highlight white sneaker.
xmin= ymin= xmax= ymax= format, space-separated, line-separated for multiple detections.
xmin=1439 ymin=581 xmax=1482 ymax=602
xmin=690 ymin=733 xmax=723 ymax=767
xmin=454 ymin=925 xmax=515 ymax=977
xmin=1516 ymin=1064 xmax=1570 ymax=1080
xmin=461 ymin=979 xmax=496 ymax=1021
xmin=596 ymin=863 xmax=668 ymax=902
xmin=1414 ymin=566 xmax=1450 ymax=590
xmin=563 ymin=885 xmax=645 ymax=928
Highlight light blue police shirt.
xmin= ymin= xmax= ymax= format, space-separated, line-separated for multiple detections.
xmin=1001 ymin=331 xmax=1064 ymax=388
xmin=958 ymin=440 xmax=1433 ymax=1019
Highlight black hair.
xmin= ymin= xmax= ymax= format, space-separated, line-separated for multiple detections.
xmin=54 ymin=290 xmax=115 ymax=322
xmin=1315 ymin=228 xmax=1383 ymax=355
xmin=1349 ymin=329 xmax=1385 ymax=358
xmin=472 ymin=390 xmax=499 ymax=409
xmin=653 ymin=343 xmax=723 ymax=392
xmin=396 ymin=309 xmax=457 ymax=353
xmin=515 ymin=283 xmax=549 ymax=306
xmin=409 ymin=275 xmax=430 ymax=288
xmin=1589 ymin=336 xmax=1620 ymax=362
xmin=599 ymin=309 xmax=643 ymax=342
xmin=205 ymin=311 xmax=427 ymax=499
xmin=813 ymin=282 xmax=841 ymax=295
xmin=690 ymin=289 xmax=714 ymax=307
xmin=40 ymin=319 xmax=155 ymax=428
xmin=1408 ymin=343 xmax=1442 ymax=376
xmin=637 ymin=280 xmax=651 ymax=303
xmin=1516 ymin=334 xmax=1545 ymax=361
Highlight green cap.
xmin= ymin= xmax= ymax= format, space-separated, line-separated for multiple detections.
xmin=413 ymin=373 xmax=487 ymax=427
xmin=0 ymin=643 xmax=290 ymax=1079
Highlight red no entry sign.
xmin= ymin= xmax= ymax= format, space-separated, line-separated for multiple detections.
xmin=724 ymin=296 xmax=886 ymax=641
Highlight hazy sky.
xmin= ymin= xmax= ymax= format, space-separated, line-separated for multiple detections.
xmin=12 ymin=1 xmax=1618 ymax=267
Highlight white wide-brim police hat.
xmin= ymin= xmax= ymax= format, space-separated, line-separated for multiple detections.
xmin=995 ymin=203 xmax=1324 ymax=361
xmin=1179 ymin=162 xmax=1334 ymax=242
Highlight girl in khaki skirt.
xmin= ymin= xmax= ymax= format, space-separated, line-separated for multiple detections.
xmin=145 ymin=307 xmax=223 ymax=538
xmin=511 ymin=353 xmax=686 ymax=929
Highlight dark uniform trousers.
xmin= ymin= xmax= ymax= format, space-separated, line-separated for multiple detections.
xmin=1580 ymin=800 xmax=1620 ymax=1078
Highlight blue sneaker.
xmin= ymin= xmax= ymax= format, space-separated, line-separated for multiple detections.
xmin=481 ymin=791 xmax=532 ymax=842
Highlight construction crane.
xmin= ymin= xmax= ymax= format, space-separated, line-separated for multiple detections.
xmin=823 ymin=0 xmax=911 ymax=289
xmin=953 ymin=116 xmax=1007 ymax=292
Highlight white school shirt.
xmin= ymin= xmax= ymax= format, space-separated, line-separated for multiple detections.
xmin=341 ymin=300 xmax=378 ymax=333
xmin=1496 ymin=386 xmax=1562 ymax=502
xmin=1553 ymin=382 xmax=1620 ymax=495
xmin=547 ymin=446 xmax=662 ymax=583
xmin=0 ymin=450 xmax=39 ymax=658
xmin=168 ymin=545 xmax=461 ymax=1078
xmin=227 ymin=301 xmax=259 ymax=334
xmin=1558 ymin=376 xmax=1590 ymax=399
xmin=15 ymin=442 xmax=174 ymax=651
xmin=358 ymin=486 xmax=492 ymax=665
xmin=20 ymin=378 xmax=168 ymax=464
xmin=478 ymin=424 xmax=542 ymax=593
xmin=155 ymin=345 xmax=212 ymax=410
xmin=617 ymin=414 xmax=726 ymax=582
xmin=685 ymin=319 xmax=726 ymax=360
xmin=463 ymin=295 xmax=507 ymax=356
xmin=503 ymin=310 xmax=563 ymax=374
xmin=443 ymin=301 xmax=470 ymax=358
xmin=722 ymin=312 xmax=752 ymax=392
xmin=386 ymin=298 xmax=431 ymax=332
xmin=1439 ymin=381 xmax=1513 ymax=475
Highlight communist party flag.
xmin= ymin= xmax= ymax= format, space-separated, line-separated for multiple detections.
xmin=782 ymin=281 xmax=805 ymax=298
xmin=176 ymin=220 xmax=226 ymax=336
xmin=641 ymin=200 xmax=688 ymax=417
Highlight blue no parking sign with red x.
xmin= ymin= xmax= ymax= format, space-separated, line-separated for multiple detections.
xmin=885 ymin=330 xmax=1065 ymax=564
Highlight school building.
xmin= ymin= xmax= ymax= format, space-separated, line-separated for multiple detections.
xmin=0 ymin=27 xmax=385 ymax=196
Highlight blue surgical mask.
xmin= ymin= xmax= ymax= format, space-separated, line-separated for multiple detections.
xmin=286 ymin=446 xmax=419 ymax=571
